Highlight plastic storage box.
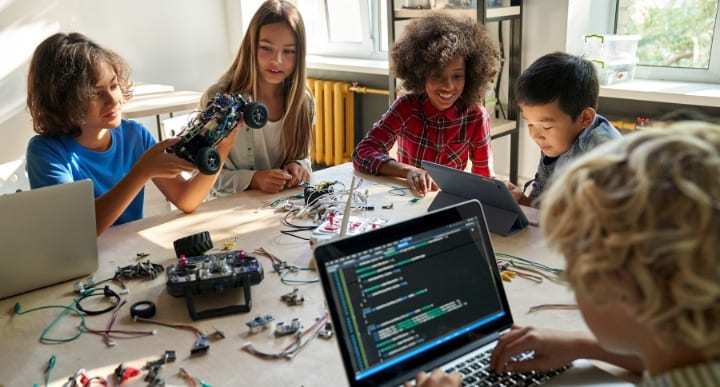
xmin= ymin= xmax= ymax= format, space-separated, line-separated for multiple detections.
xmin=584 ymin=34 xmax=640 ymax=85
xmin=592 ymin=59 xmax=637 ymax=86
xmin=583 ymin=34 xmax=641 ymax=62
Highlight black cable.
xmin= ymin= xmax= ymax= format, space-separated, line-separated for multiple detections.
xmin=280 ymin=229 xmax=311 ymax=241
xmin=75 ymin=285 xmax=122 ymax=316
xmin=279 ymin=209 xmax=317 ymax=241
xmin=281 ymin=209 xmax=317 ymax=230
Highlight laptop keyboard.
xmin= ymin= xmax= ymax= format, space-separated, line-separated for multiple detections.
xmin=444 ymin=348 xmax=572 ymax=387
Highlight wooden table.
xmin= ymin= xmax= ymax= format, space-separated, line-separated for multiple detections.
xmin=123 ymin=90 xmax=203 ymax=140
xmin=0 ymin=163 xmax=613 ymax=386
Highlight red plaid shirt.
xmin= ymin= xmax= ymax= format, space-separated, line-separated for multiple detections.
xmin=352 ymin=93 xmax=494 ymax=176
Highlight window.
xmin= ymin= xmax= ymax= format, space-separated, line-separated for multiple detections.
xmin=240 ymin=0 xmax=388 ymax=59
xmin=615 ymin=0 xmax=720 ymax=82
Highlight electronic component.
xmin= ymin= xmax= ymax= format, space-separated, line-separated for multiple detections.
xmin=73 ymin=276 xmax=97 ymax=293
xmin=144 ymin=350 xmax=176 ymax=369
xmin=318 ymin=322 xmax=334 ymax=339
xmin=166 ymin=250 xmax=264 ymax=320
xmin=272 ymin=261 xmax=289 ymax=273
xmin=246 ymin=315 xmax=275 ymax=334
xmin=114 ymin=363 xmax=140 ymax=385
xmin=144 ymin=365 xmax=160 ymax=383
xmin=303 ymin=181 xmax=335 ymax=205
xmin=191 ymin=336 xmax=210 ymax=355
xmin=275 ymin=318 xmax=302 ymax=336
xmin=167 ymin=93 xmax=268 ymax=175
xmin=115 ymin=260 xmax=164 ymax=280
xmin=310 ymin=215 xmax=388 ymax=248
xmin=211 ymin=327 xmax=226 ymax=340
xmin=280 ymin=288 xmax=304 ymax=306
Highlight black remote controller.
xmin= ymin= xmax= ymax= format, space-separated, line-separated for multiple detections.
xmin=166 ymin=250 xmax=264 ymax=320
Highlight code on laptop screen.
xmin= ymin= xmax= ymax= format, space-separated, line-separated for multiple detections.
xmin=323 ymin=216 xmax=506 ymax=382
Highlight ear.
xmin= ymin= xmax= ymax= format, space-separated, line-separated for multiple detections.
xmin=579 ymin=107 xmax=596 ymax=129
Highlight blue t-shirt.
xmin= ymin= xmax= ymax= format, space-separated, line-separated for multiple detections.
xmin=26 ymin=119 xmax=157 ymax=226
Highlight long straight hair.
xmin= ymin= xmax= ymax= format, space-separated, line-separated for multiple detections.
xmin=215 ymin=0 xmax=313 ymax=167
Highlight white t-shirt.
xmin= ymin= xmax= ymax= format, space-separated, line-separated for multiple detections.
xmin=252 ymin=119 xmax=283 ymax=170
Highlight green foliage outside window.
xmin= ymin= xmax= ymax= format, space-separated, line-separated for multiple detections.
xmin=617 ymin=0 xmax=718 ymax=69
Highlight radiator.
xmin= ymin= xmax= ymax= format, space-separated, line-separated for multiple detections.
xmin=307 ymin=78 xmax=355 ymax=166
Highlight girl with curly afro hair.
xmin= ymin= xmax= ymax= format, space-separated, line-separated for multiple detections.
xmin=352 ymin=13 xmax=499 ymax=195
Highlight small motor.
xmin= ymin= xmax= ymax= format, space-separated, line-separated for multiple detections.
xmin=304 ymin=182 xmax=334 ymax=205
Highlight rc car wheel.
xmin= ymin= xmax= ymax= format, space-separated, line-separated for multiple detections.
xmin=244 ymin=102 xmax=269 ymax=129
xmin=173 ymin=231 xmax=213 ymax=258
xmin=197 ymin=146 xmax=221 ymax=175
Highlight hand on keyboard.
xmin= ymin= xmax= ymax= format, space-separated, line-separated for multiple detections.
xmin=490 ymin=325 xmax=585 ymax=374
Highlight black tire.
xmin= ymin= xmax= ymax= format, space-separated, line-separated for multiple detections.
xmin=244 ymin=102 xmax=269 ymax=129
xmin=173 ymin=231 xmax=213 ymax=258
xmin=197 ymin=146 xmax=221 ymax=175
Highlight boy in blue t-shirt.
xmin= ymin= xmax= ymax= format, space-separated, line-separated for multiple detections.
xmin=25 ymin=32 xmax=236 ymax=236
xmin=509 ymin=52 xmax=621 ymax=207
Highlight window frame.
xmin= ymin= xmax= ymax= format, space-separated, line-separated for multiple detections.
xmin=614 ymin=0 xmax=720 ymax=83
xmin=303 ymin=0 xmax=374 ymax=57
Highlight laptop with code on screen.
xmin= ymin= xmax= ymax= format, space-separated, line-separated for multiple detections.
xmin=314 ymin=200 xmax=633 ymax=387
xmin=0 ymin=180 xmax=99 ymax=299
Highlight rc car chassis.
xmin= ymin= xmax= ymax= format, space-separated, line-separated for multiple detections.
xmin=167 ymin=93 xmax=268 ymax=175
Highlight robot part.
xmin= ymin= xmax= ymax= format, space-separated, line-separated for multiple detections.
xmin=281 ymin=288 xmax=305 ymax=306
xmin=246 ymin=315 xmax=275 ymax=334
xmin=167 ymin=93 xmax=268 ymax=175
xmin=275 ymin=318 xmax=302 ymax=336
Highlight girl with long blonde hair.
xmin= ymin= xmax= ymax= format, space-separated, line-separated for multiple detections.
xmin=202 ymin=0 xmax=314 ymax=195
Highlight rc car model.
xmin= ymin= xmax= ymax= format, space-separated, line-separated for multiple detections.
xmin=167 ymin=93 xmax=268 ymax=175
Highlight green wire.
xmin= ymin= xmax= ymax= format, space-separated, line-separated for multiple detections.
xmin=373 ymin=183 xmax=411 ymax=196
xmin=280 ymin=267 xmax=319 ymax=284
xmin=45 ymin=355 xmax=55 ymax=387
xmin=14 ymin=302 xmax=86 ymax=343
xmin=13 ymin=290 xmax=98 ymax=344
xmin=495 ymin=253 xmax=564 ymax=275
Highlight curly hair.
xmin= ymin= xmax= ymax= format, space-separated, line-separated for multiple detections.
xmin=391 ymin=12 xmax=499 ymax=105
xmin=540 ymin=121 xmax=720 ymax=357
xmin=26 ymin=32 xmax=133 ymax=138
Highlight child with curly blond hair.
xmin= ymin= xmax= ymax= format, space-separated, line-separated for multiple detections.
xmin=352 ymin=12 xmax=499 ymax=195
xmin=489 ymin=121 xmax=720 ymax=386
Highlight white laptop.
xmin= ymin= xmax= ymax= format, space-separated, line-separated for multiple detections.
xmin=0 ymin=180 xmax=99 ymax=299
xmin=422 ymin=160 xmax=530 ymax=236
xmin=314 ymin=200 xmax=633 ymax=387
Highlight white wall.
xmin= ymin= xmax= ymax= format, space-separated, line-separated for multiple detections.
xmin=0 ymin=0 xmax=235 ymax=193
xmin=499 ymin=0 xmax=614 ymax=183
xmin=492 ymin=0 xmax=571 ymax=182
xmin=0 ymin=0 xmax=580 ymax=191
